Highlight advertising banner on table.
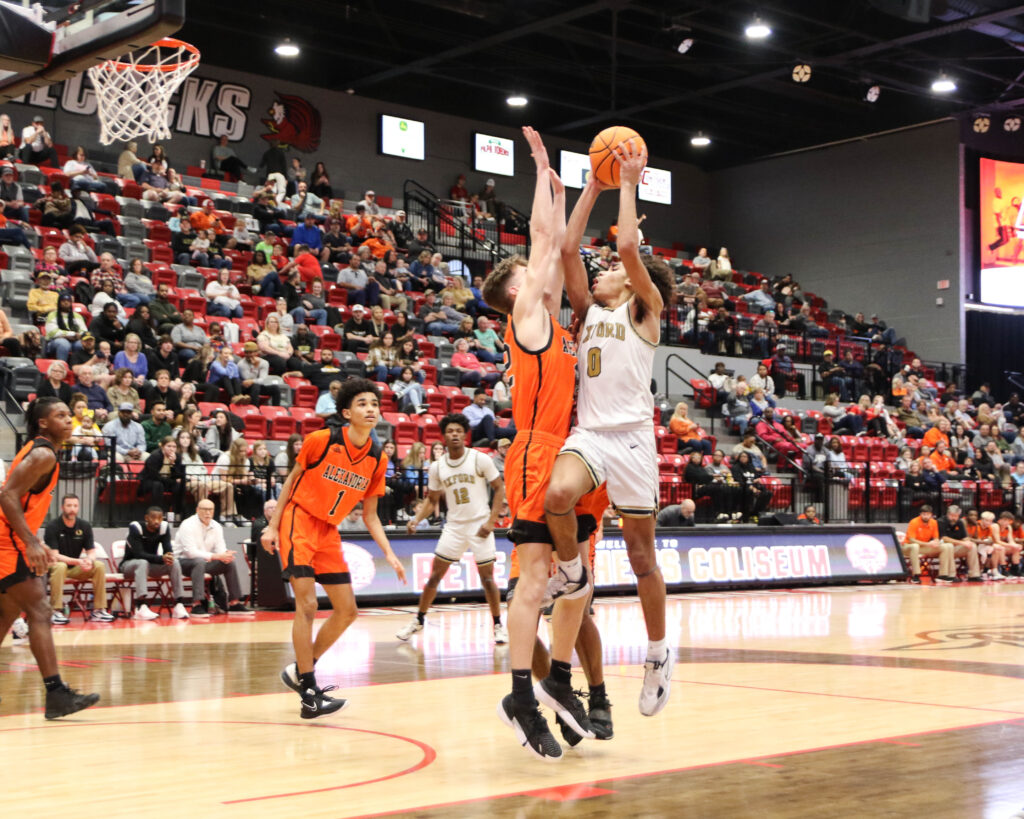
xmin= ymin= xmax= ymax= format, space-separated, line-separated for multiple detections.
xmin=287 ymin=525 xmax=906 ymax=605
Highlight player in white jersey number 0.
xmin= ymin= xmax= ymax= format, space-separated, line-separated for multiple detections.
xmin=398 ymin=413 xmax=508 ymax=643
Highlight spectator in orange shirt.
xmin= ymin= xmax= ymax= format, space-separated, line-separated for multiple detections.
xmin=605 ymin=219 xmax=618 ymax=248
xmin=922 ymin=417 xmax=951 ymax=450
xmin=277 ymin=244 xmax=326 ymax=287
xmin=668 ymin=401 xmax=712 ymax=456
xmin=968 ymin=510 xmax=1007 ymax=580
xmin=360 ymin=230 xmax=394 ymax=260
xmin=796 ymin=504 xmax=820 ymax=524
xmin=997 ymin=511 xmax=1024 ymax=576
xmin=190 ymin=200 xmax=225 ymax=236
xmin=345 ymin=204 xmax=371 ymax=242
xmin=929 ymin=441 xmax=960 ymax=480
xmin=903 ymin=504 xmax=955 ymax=583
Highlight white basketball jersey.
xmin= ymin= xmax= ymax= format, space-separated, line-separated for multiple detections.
xmin=427 ymin=448 xmax=499 ymax=525
xmin=576 ymin=299 xmax=657 ymax=431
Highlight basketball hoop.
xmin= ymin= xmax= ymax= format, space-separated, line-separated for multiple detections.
xmin=87 ymin=37 xmax=200 ymax=145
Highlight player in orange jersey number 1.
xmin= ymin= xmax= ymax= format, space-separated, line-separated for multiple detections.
xmin=262 ymin=378 xmax=407 ymax=719
xmin=0 ymin=397 xmax=100 ymax=719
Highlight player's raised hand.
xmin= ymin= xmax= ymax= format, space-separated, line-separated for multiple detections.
xmin=523 ymin=126 xmax=550 ymax=171
xmin=261 ymin=526 xmax=279 ymax=554
xmin=584 ymin=170 xmax=616 ymax=194
xmin=614 ymin=138 xmax=648 ymax=187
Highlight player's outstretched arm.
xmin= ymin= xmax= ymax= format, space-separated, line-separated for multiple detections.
xmin=561 ymin=175 xmax=609 ymax=319
xmin=0 ymin=448 xmax=57 ymax=575
xmin=540 ymin=169 xmax=566 ymax=317
xmin=615 ymin=139 xmax=663 ymax=317
xmin=363 ymin=496 xmax=407 ymax=583
xmin=524 ymin=126 xmax=555 ymax=264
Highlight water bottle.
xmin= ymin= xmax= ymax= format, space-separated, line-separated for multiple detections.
xmin=63 ymin=604 xmax=70 ymax=618
xmin=207 ymin=598 xmax=215 ymax=615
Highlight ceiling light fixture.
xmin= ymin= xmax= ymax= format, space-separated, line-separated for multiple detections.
xmin=745 ymin=17 xmax=771 ymax=39
xmin=506 ymin=95 xmax=528 ymax=107
xmin=677 ymin=37 xmax=694 ymax=54
xmin=931 ymin=74 xmax=956 ymax=93
xmin=973 ymin=115 xmax=991 ymax=133
xmin=274 ymin=39 xmax=300 ymax=57
xmin=865 ymin=84 xmax=881 ymax=103
xmin=691 ymin=132 xmax=711 ymax=147
xmin=1004 ymin=116 xmax=1020 ymax=132
xmin=792 ymin=64 xmax=811 ymax=83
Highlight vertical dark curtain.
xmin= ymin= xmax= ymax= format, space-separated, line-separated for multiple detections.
xmin=965 ymin=311 xmax=1024 ymax=399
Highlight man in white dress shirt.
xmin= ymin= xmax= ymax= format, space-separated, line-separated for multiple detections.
xmin=174 ymin=499 xmax=252 ymax=616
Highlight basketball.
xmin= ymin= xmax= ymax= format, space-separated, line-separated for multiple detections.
xmin=589 ymin=126 xmax=646 ymax=187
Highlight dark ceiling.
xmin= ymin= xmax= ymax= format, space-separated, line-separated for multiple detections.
xmin=179 ymin=0 xmax=1024 ymax=170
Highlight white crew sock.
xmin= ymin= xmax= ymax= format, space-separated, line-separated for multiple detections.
xmin=647 ymin=637 xmax=667 ymax=662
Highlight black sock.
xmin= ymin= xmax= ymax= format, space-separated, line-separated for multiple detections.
xmin=590 ymin=681 xmax=606 ymax=700
xmin=511 ymin=669 xmax=533 ymax=707
xmin=416 ymin=611 xmax=425 ymax=625
xmin=298 ymin=671 xmax=316 ymax=692
xmin=550 ymin=659 xmax=572 ymax=686
xmin=43 ymin=674 xmax=63 ymax=692
xmin=493 ymin=615 xmax=501 ymax=626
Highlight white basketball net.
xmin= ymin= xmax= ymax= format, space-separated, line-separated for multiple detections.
xmin=87 ymin=38 xmax=200 ymax=146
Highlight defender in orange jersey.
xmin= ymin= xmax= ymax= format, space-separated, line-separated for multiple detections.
xmin=0 ymin=397 xmax=100 ymax=719
xmin=482 ymin=126 xmax=596 ymax=761
xmin=263 ymin=378 xmax=407 ymax=719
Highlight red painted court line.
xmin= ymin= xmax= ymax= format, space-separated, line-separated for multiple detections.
xmin=875 ymin=739 xmax=922 ymax=746
xmin=601 ymin=671 xmax=1024 ymax=718
xmin=343 ymin=716 xmax=1024 ymax=819
xmin=524 ymin=784 xmax=616 ymax=801
xmin=741 ymin=761 xmax=784 ymax=768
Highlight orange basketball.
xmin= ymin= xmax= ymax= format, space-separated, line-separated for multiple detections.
xmin=589 ymin=126 xmax=646 ymax=187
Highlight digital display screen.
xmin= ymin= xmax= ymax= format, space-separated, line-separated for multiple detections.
xmin=560 ymin=149 xmax=591 ymax=189
xmin=380 ymin=114 xmax=425 ymax=161
xmin=287 ymin=526 xmax=906 ymax=603
xmin=473 ymin=133 xmax=515 ymax=177
xmin=639 ymin=166 xmax=672 ymax=205
xmin=979 ymin=157 xmax=1024 ymax=305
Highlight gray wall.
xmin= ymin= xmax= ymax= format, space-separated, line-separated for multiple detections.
xmin=709 ymin=122 xmax=962 ymax=362
xmin=1 ymin=65 xmax=711 ymax=248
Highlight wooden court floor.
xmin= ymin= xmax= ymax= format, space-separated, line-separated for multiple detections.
xmin=5 ymin=583 xmax=1024 ymax=818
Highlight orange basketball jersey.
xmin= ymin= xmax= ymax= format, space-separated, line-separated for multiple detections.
xmin=505 ymin=315 xmax=577 ymax=438
xmin=0 ymin=437 xmax=59 ymax=549
xmin=284 ymin=427 xmax=387 ymax=526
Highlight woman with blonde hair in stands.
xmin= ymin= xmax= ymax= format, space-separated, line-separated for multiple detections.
xmin=441 ymin=275 xmax=478 ymax=316
xmin=402 ymin=441 xmax=428 ymax=503
xmin=669 ymin=401 xmax=712 ymax=456
xmin=113 ymin=332 xmax=148 ymax=385
xmin=213 ymin=437 xmax=253 ymax=524
xmin=274 ymin=432 xmax=302 ymax=479
xmin=249 ymin=440 xmax=279 ymax=501
xmin=257 ymin=312 xmax=303 ymax=376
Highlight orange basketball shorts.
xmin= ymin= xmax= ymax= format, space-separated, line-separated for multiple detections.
xmin=279 ymin=503 xmax=350 ymax=585
xmin=0 ymin=538 xmax=31 ymax=592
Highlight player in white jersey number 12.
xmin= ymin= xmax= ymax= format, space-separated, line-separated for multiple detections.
xmin=398 ymin=413 xmax=507 ymax=643
xmin=544 ymin=139 xmax=677 ymax=717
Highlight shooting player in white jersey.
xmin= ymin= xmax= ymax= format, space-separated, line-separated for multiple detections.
xmin=398 ymin=413 xmax=507 ymax=643
xmin=544 ymin=138 xmax=677 ymax=717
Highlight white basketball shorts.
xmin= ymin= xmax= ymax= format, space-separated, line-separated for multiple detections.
xmin=560 ymin=426 xmax=658 ymax=517
xmin=435 ymin=519 xmax=497 ymax=565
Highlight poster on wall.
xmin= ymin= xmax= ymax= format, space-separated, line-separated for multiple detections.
xmin=380 ymin=114 xmax=425 ymax=160
xmin=473 ymin=132 xmax=514 ymax=177
xmin=978 ymin=157 xmax=1024 ymax=306
xmin=560 ymin=149 xmax=591 ymax=189
xmin=639 ymin=166 xmax=672 ymax=205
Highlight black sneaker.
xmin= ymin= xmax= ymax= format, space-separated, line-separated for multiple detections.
xmin=190 ymin=604 xmax=210 ymax=618
xmin=299 ymin=685 xmax=348 ymax=719
xmin=967 ymin=575 xmax=984 ymax=583
xmin=45 ymin=685 xmax=100 ymax=720
xmin=555 ymin=713 xmax=584 ymax=747
xmin=534 ymin=678 xmax=596 ymax=740
xmin=227 ymin=603 xmax=254 ymax=614
xmin=908 ymin=575 xmax=922 ymax=584
xmin=588 ymin=691 xmax=614 ymax=740
xmin=497 ymin=694 xmax=562 ymax=761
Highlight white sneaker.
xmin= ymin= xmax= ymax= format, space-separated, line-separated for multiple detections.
xmin=133 ymin=604 xmax=158 ymax=621
xmin=172 ymin=602 xmax=190 ymax=620
xmin=542 ymin=563 xmax=591 ymax=606
xmin=639 ymin=648 xmax=675 ymax=717
xmin=11 ymin=616 xmax=28 ymax=639
xmin=396 ymin=618 xmax=424 ymax=641
xmin=51 ymin=610 xmax=70 ymax=625
xmin=990 ymin=569 xmax=1006 ymax=581
xmin=493 ymin=623 xmax=509 ymax=644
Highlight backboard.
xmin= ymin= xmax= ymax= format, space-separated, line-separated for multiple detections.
xmin=0 ymin=0 xmax=184 ymax=102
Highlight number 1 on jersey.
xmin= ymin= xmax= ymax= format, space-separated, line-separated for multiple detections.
xmin=329 ymin=489 xmax=347 ymax=517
